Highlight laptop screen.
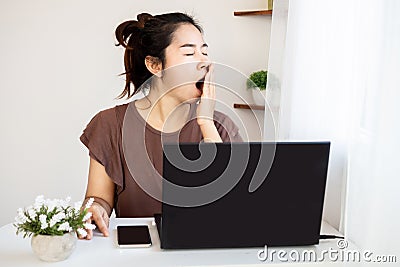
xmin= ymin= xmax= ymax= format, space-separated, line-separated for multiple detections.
xmin=160 ymin=142 xmax=330 ymax=248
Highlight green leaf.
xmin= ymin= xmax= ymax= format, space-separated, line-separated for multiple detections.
xmin=247 ymin=70 xmax=268 ymax=90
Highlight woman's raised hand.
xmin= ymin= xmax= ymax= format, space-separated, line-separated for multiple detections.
xmin=196 ymin=64 xmax=223 ymax=142
xmin=196 ymin=64 xmax=215 ymax=126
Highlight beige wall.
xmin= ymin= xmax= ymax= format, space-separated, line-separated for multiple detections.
xmin=0 ymin=0 xmax=271 ymax=226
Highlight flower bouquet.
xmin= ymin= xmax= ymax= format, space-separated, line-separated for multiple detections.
xmin=14 ymin=195 xmax=96 ymax=262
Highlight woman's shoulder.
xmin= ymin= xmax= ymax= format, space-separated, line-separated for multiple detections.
xmin=91 ymin=103 xmax=130 ymax=126
xmin=97 ymin=103 xmax=129 ymax=117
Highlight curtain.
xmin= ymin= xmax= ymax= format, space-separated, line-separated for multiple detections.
xmin=344 ymin=0 xmax=400 ymax=255
xmin=267 ymin=0 xmax=400 ymax=254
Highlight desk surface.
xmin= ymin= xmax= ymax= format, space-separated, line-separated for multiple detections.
xmin=0 ymin=218 xmax=357 ymax=267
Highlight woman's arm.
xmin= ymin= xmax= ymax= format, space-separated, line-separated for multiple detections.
xmin=82 ymin=157 xmax=115 ymax=240
xmin=199 ymin=122 xmax=222 ymax=142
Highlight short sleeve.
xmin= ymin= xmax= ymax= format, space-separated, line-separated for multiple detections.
xmin=80 ymin=108 xmax=124 ymax=187
xmin=213 ymin=111 xmax=243 ymax=142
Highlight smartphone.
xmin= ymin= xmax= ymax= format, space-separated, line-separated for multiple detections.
xmin=117 ymin=225 xmax=152 ymax=248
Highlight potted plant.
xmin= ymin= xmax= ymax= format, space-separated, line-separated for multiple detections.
xmin=247 ymin=70 xmax=268 ymax=105
xmin=14 ymin=195 xmax=96 ymax=262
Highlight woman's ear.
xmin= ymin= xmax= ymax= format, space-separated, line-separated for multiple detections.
xmin=145 ymin=56 xmax=163 ymax=77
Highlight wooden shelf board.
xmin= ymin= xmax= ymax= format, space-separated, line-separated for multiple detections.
xmin=233 ymin=10 xmax=272 ymax=16
xmin=233 ymin=103 xmax=265 ymax=110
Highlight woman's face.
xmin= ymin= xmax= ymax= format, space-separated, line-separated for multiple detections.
xmin=160 ymin=23 xmax=210 ymax=102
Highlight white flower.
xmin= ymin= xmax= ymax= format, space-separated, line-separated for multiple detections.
xmin=58 ymin=222 xmax=72 ymax=232
xmin=85 ymin=197 xmax=94 ymax=209
xmin=17 ymin=208 xmax=24 ymax=217
xmin=83 ymin=223 xmax=96 ymax=230
xmin=34 ymin=195 xmax=45 ymax=210
xmin=15 ymin=208 xmax=29 ymax=224
xmin=39 ymin=214 xmax=48 ymax=230
xmin=45 ymin=198 xmax=59 ymax=212
xmin=49 ymin=212 xmax=66 ymax=227
xmin=77 ymin=228 xmax=87 ymax=238
xmin=14 ymin=216 xmax=22 ymax=225
xmin=82 ymin=212 xmax=92 ymax=222
xmin=60 ymin=196 xmax=71 ymax=208
xmin=27 ymin=206 xmax=37 ymax=220
xmin=74 ymin=201 xmax=83 ymax=211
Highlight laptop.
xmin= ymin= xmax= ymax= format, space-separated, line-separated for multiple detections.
xmin=155 ymin=142 xmax=330 ymax=249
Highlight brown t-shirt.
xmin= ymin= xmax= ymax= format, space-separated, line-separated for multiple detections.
xmin=80 ymin=101 xmax=242 ymax=217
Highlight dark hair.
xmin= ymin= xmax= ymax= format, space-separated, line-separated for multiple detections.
xmin=115 ymin=12 xmax=203 ymax=99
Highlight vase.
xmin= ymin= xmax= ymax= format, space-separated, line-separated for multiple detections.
xmin=251 ymin=88 xmax=266 ymax=106
xmin=31 ymin=232 xmax=77 ymax=262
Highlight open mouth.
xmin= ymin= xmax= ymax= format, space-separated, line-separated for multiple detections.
xmin=195 ymin=77 xmax=205 ymax=92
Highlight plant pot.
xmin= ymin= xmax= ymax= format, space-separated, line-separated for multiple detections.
xmin=251 ymin=88 xmax=266 ymax=106
xmin=31 ymin=232 xmax=77 ymax=262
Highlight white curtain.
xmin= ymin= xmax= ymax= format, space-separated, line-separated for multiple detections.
xmin=267 ymin=0 xmax=400 ymax=255
xmin=344 ymin=0 xmax=400 ymax=255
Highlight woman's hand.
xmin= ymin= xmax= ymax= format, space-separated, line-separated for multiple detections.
xmin=196 ymin=64 xmax=223 ymax=142
xmin=80 ymin=157 xmax=114 ymax=240
xmin=79 ymin=202 xmax=110 ymax=240
xmin=196 ymin=64 xmax=215 ymax=126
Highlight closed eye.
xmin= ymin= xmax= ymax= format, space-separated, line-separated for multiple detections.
xmin=180 ymin=43 xmax=209 ymax=55
xmin=184 ymin=53 xmax=208 ymax=56
xmin=184 ymin=53 xmax=195 ymax=56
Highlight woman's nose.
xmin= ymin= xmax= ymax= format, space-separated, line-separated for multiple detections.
xmin=197 ymin=55 xmax=210 ymax=71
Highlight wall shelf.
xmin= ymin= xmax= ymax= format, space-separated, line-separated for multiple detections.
xmin=233 ymin=10 xmax=272 ymax=16
xmin=233 ymin=103 xmax=265 ymax=110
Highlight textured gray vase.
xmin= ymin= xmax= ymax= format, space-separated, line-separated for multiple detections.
xmin=31 ymin=232 xmax=77 ymax=262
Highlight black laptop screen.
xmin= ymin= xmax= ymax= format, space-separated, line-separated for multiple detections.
xmin=160 ymin=142 xmax=330 ymax=248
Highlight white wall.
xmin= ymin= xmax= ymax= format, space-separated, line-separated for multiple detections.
xmin=0 ymin=0 xmax=271 ymax=226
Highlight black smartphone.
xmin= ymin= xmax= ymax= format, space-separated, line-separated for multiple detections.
xmin=117 ymin=225 xmax=152 ymax=248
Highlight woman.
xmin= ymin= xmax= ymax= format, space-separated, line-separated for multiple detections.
xmin=80 ymin=12 xmax=242 ymax=239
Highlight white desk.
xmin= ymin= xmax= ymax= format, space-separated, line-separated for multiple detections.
xmin=0 ymin=218 xmax=360 ymax=267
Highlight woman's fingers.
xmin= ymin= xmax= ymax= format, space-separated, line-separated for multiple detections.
xmin=85 ymin=227 xmax=93 ymax=240
xmin=209 ymin=64 xmax=215 ymax=99
xmin=197 ymin=64 xmax=215 ymax=126
xmin=78 ymin=211 xmax=92 ymax=240
xmin=202 ymin=64 xmax=215 ymax=99
xmin=92 ymin=212 xmax=109 ymax=237
xmin=78 ymin=217 xmax=92 ymax=240
xmin=92 ymin=204 xmax=110 ymax=237
xmin=78 ymin=204 xmax=109 ymax=240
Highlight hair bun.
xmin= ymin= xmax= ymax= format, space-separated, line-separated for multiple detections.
xmin=115 ymin=13 xmax=154 ymax=49
xmin=137 ymin=13 xmax=153 ymax=28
